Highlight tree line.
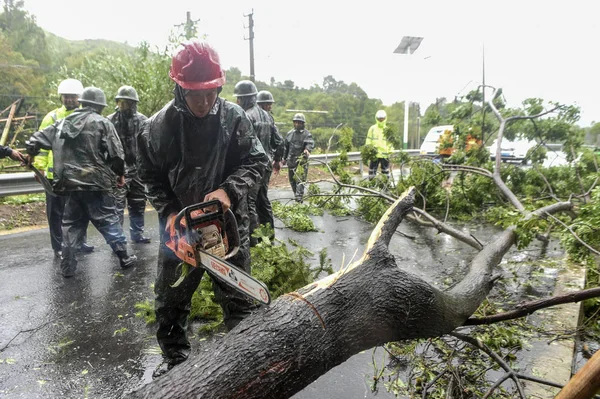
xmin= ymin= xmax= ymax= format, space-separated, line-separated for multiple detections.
xmin=4 ymin=0 xmax=599 ymax=153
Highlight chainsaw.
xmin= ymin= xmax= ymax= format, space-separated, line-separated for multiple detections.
xmin=166 ymin=200 xmax=271 ymax=305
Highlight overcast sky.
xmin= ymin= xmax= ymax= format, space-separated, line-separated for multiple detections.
xmin=21 ymin=0 xmax=600 ymax=125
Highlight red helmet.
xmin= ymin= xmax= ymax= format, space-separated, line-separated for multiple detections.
xmin=169 ymin=40 xmax=226 ymax=90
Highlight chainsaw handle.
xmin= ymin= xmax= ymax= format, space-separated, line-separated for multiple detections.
xmin=185 ymin=200 xmax=222 ymax=222
xmin=170 ymin=208 xmax=187 ymax=242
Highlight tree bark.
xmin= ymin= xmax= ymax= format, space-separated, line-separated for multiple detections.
xmin=126 ymin=187 xmax=516 ymax=399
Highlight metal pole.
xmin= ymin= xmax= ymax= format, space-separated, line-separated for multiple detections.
xmin=402 ymin=48 xmax=412 ymax=150
xmin=417 ymin=116 xmax=421 ymax=147
xmin=481 ymin=44 xmax=486 ymax=144
xmin=248 ymin=11 xmax=255 ymax=82
xmin=403 ymin=100 xmax=409 ymax=149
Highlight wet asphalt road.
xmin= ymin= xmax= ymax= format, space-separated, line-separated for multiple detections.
xmin=0 ymin=186 xmax=560 ymax=398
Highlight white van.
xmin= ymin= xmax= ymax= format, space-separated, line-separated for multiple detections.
xmin=420 ymin=125 xmax=454 ymax=155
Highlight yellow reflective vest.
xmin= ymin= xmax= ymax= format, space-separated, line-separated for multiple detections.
xmin=365 ymin=119 xmax=393 ymax=158
xmin=33 ymin=106 xmax=75 ymax=180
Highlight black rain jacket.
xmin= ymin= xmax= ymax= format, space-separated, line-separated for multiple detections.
xmin=0 ymin=145 xmax=13 ymax=159
xmin=108 ymin=110 xmax=148 ymax=172
xmin=27 ymin=107 xmax=125 ymax=193
xmin=136 ymin=91 xmax=268 ymax=223
xmin=283 ymin=128 xmax=315 ymax=168
xmin=243 ymin=100 xmax=283 ymax=167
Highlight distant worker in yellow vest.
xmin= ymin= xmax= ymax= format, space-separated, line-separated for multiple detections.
xmin=34 ymin=78 xmax=94 ymax=258
xmin=365 ymin=110 xmax=393 ymax=180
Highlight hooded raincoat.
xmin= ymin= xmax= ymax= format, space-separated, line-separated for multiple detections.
xmin=108 ymin=110 xmax=148 ymax=170
xmin=27 ymin=107 xmax=125 ymax=191
xmin=240 ymin=96 xmax=283 ymax=243
xmin=137 ymin=90 xmax=268 ymax=360
xmin=283 ymin=127 xmax=314 ymax=202
xmin=108 ymin=109 xmax=149 ymax=241
xmin=26 ymin=107 xmax=130 ymax=277
xmin=239 ymin=96 xmax=283 ymax=165
xmin=365 ymin=115 xmax=393 ymax=159
xmin=283 ymin=128 xmax=314 ymax=169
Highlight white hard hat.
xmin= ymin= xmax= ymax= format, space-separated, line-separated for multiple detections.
xmin=376 ymin=110 xmax=387 ymax=119
xmin=57 ymin=79 xmax=84 ymax=95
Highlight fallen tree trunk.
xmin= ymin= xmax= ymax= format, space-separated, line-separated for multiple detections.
xmin=126 ymin=187 xmax=519 ymax=399
xmin=555 ymin=349 xmax=600 ymax=399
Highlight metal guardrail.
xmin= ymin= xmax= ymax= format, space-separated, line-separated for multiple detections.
xmin=2 ymin=145 xmax=574 ymax=198
xmin=0 ymin=150 xmax=422 ymax=197
xmin=309 ymin=149 xmax=421 ymax=164
xmin=0 ymin=172 xmax=41 ymax=197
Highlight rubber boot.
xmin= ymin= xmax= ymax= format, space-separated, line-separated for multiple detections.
xmin=152 ymin=354 xmax=187 ymax=379
xmin=116 ymin=250 xmax=137 ymax=269
xmin=60 ymin=248 xmax=77 ymax=277
xmin=79 ymin=242 xmax=95 ymax=253
xmin=131 ymin=235 xmax=151 ymax=244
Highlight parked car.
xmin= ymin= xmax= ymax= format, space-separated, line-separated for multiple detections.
xmin=420 ymin=125 xmax=454 ymax=155
xmin=489 ymin=138 xmax=536 ymax=163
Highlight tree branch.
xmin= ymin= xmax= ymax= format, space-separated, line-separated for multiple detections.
xmin=533 ymin=166 xmax=559 ymax=201
xmin=410 ymin=208 xmax=483 ymax=250
xmin=451 ymin=332 xmax=526 ymax=398
xmin=543 ymin=213 xmax=600 ymax=256
xmin=441 ymin=164 xmax=493 ymax=177
xmin=464 ymin=287 xmax=600 ymax=325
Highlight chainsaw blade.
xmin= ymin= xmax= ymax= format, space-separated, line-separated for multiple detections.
xmin=198 ymin=250 xmax=271 ymax=305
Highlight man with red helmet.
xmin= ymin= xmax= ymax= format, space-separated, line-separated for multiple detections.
xmin=136 ymin=40 xmax=268 ymax=378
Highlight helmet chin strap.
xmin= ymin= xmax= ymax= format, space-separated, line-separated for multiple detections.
xmin=175 ymin=85 xmax=221 ymax=118
xmin=175 ymin=85 xmax=196 ymax=116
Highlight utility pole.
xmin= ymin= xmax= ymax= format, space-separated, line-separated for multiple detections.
xmin=175 ymin=11 xmax=200 ymax=40
xmin=481 ymin=44 xmax=486 ymax=144
xmin=243 ymin=10 xmax=255 ymax=82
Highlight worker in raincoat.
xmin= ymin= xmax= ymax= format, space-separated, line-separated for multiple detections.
xmin=34 ymin=78 xmax=94 ymax=258
xmin=257 ymin=90 xmax=284 ymax=176
xmin=234 ymin=80 xmax=282 ymax=244
xmin=282 ymin=113 xmax=314 ymax=203
xmin=108 ymin=85 xmax=151 ymax=244
xmin=365 ymin=110 xmax=394 ymax=180
xmin=136 ymin=40 xmax=268 ymax=378
xmin=26 ymin=87 xmax=137 ymax=277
